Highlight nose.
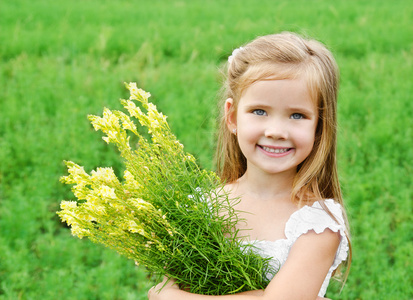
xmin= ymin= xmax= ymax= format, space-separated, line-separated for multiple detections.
xmin=264 ymin=119 xmax=288 ymax=140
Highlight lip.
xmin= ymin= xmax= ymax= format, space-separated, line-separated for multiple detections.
xmin=257 ymin=145 xmax=293 ymax=157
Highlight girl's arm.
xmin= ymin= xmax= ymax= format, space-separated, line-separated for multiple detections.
xmin=148 ymin=229 xmax=340 ymax=300
xmin=148 ymin=280 xmax=264 ymax=300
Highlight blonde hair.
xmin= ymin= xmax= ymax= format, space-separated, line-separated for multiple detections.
xmin=215 ymin=32 xmax=351 ymax=278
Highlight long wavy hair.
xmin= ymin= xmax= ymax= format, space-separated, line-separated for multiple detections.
xmin=215 ymin=32 xmax=351 ymax=279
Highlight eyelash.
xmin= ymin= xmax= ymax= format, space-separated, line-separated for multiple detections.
xmin=252 ymin=109 xmax=267 ymax=116
xmin=252 ymin=110 xmax=305 ymax=119
xmin=290 ymin=113 xmax=304 ymax=119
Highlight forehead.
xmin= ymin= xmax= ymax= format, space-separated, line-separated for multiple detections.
xmin=236 ymin=62 xmax=320 ymax=104
xmin=239 ymin=79 xmax=316 ymax=111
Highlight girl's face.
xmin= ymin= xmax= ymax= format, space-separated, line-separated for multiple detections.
xmin=226 ymin=79 xmax=318 ymax=178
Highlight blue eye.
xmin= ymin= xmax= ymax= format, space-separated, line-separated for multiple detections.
xmin=291 ymin=113 xmax=304 ymax=119
xmin=253 ymin=109 xmax=267 ymax=116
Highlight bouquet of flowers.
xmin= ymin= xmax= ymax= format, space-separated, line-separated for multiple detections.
xmin=58 ymin=83 xmax=276 ymax=295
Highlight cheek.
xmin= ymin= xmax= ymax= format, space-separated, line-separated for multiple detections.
xmin=238 ymin=120 xmax=262 ymax=140
xmin=294 ymin=126 xmax=316 ymax=150
xmin=237 ymin=127 xmax=255 ymax=146
xmin=236 ymin=124 xmax=261 ymax=154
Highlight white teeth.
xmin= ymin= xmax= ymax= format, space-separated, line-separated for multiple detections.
xmin=261 ymin=146 xmax=289 ymax=154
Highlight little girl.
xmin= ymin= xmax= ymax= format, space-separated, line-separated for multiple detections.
xmin=148 ymin=32 xmax=351 ymax=299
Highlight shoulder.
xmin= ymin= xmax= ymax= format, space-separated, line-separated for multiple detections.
xmin=287 ymin=200 xmax=344 ymax=258
xmin=285 ymin=199 xmax=347 ymax=240
xmin=286 ymin=199 xmax=349 ymax=270
xmin=288 ymin=226 xmax=341 ymax=272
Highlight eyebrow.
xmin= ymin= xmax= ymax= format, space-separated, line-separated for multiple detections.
xmin=243 ymin=104 xmax=316 ymax=115
xmin=243 ymin=103 xmax=272 ymax=110
xmin=287 ymin=106 xmax=316 ymax=116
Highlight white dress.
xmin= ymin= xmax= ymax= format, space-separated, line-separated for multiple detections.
xmin=242 ymin=199 xmax=349 ymax=297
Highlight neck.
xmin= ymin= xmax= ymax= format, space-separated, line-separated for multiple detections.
xmin=236 ymin=168 xmax=296 ymax=202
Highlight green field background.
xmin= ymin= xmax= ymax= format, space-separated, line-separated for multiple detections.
xmin=1 ymin=0 xmax=412 ymax=299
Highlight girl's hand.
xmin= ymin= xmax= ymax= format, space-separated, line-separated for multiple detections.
xmin=147 ymin=278 xmax=332 ymax=300
xmin=147 ymin=277 xmax=178 ymax=300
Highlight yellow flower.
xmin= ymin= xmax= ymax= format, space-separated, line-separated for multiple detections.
xmin=147 ymin=103 xmax=157 ymax=115
xmin=126 ymin=220 xmax=145 ymax=235
xmin=126 ymin=82 xmax=151 ymax=101
xmin=91 ymin=167 xmax=117 ymax=183
xmin=73 ymin=184 xmax=89 ymax=200
xmin=108 ymin=130 xmax=118 ymax=141
xmin=71 ymin=224 xmax=89 ymax=239
xmin=62 ymin=161 xmax=90 ymax=184
xmin=85 ymin=192 xmax=100 ymax=205
xmin=123 ymin=170 xmax=134 ymax=182
xmin=128 ymin=198 xmax=151 ymax=210
xmin=122 ymin=99 xmax=137 ymax=114
xmin=59 ymin=211 xmax=76 ymax=225
xmin=127 ymin=82 xmax=139 ymax=96
xmin=109 ymin=202 xmax=127 ymax=214
xmin=60 ymin=200 xmax=77 ymax=210
xmin=98 ymin=185 xmax=117 ymax=199
xmin=123 ymin=171 xmax=141 ymax=191
xmin=82 ymin=201 xmax=106 ymax=217
xmin=122 ymin=119 xmax=137 ymax=132
xmin=140 ymin=90 xmax=151 ymax=100
xmin=89 ymin=115 xmax=103 ymax=131
xmin=103 ymin=108 xmax=120 ymax=127
xmin=115 ymin=111 xmax=138 ymax=134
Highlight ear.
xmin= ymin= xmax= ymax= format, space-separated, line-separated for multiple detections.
xmin=225 ymin=98 xmax=237 ymax=132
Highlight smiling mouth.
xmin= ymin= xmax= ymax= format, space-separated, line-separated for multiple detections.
xmin=260 ymin=146 xmax=291 ymax=154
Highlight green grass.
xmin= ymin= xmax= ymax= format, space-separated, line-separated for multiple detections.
xmin=0 ymin=0 xmax=412 ymax=299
